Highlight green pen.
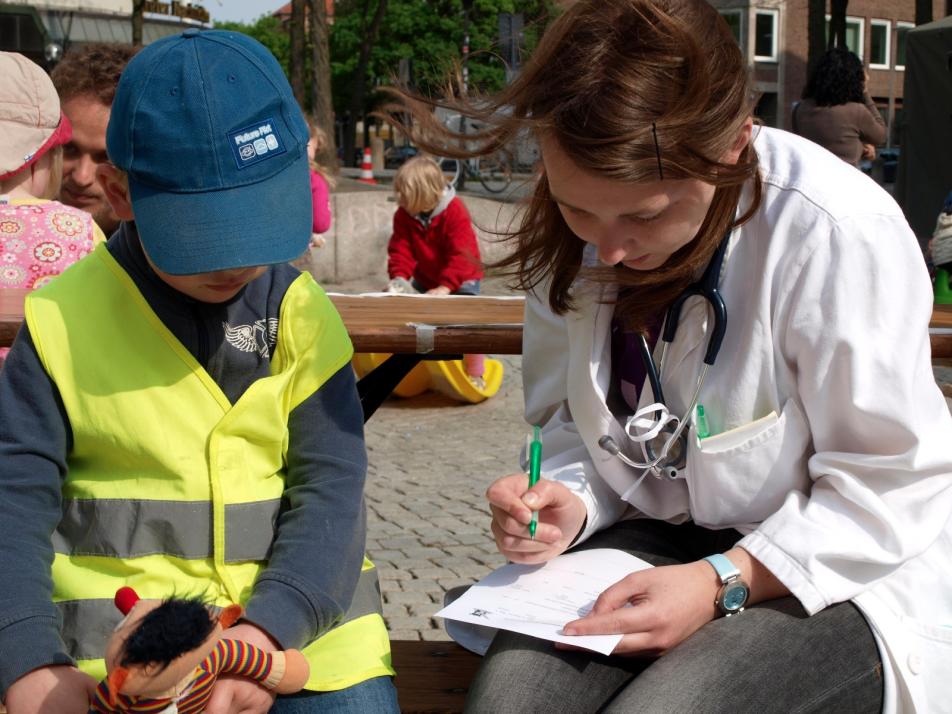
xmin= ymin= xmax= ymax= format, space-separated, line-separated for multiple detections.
xmin=696 ymin=404 xmax=710 ymax=439
xmin=528 ymin=425 xmax=542 ymax=539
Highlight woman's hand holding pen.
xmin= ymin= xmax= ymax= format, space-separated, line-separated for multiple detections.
xmin=485 ymin=474 xmax=587 ymax=564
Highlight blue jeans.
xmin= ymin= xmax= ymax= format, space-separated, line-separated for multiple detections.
xmin=270 ymin=676 xmax=399 ymax=713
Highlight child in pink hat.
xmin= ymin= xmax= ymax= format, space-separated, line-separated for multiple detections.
xmin=0 ymin=51 xmax=106 ymax=364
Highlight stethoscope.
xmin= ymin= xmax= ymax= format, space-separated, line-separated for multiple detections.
xmin=598 ymin=230 xmax=730 ymax=480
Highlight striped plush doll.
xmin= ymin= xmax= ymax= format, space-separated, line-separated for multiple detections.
xmin=89 ymin=588 xmax=309 ymax=714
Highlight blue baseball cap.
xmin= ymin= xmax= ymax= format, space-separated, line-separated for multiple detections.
xmin=106 ymin=29 xmax=311 ymax=275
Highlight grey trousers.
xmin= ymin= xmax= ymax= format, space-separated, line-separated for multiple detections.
xmin=464 ymin=520 xmax=883 ymax=714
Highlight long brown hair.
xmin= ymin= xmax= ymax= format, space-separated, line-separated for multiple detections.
xmin=382 ymin=0 xmax=762 ymax=331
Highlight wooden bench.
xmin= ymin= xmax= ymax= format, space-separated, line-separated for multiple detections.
xmin=392 ymin=641 xmax=482 ymax=713
xmin=5 ymin=289 xmax=952 ymax=358
xmin=324 ymin=293 xmax=524 ymax=419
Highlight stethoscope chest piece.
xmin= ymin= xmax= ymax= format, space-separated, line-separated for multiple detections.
xmin=643 ymin=424 xmax=687 ymax=479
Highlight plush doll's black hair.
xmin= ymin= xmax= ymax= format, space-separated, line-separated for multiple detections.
xmin=120 ymin=596 xmax=217 ymax=669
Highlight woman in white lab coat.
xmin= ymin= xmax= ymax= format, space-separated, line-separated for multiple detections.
xmin=390 ymin=0 xmax=952 ymax=711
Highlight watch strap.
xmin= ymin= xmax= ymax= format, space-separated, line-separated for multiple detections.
xmin=702 ymin=554 xmax=741 ymax=583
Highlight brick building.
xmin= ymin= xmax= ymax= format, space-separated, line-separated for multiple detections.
xmin=708 ymin=0 xmax=949 ymax=145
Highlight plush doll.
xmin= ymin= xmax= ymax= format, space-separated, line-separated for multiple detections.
xmin=88 ymin=587 xmax=310 ymax=714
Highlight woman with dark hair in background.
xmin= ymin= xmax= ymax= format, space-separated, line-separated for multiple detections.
xmin=793 ymin=47 xmax=886 ymax=167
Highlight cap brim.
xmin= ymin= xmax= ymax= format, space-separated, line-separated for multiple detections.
xmin=128 ymin=151 xmax=312 ymax=275
xmin=0 ymin=112 xmax=72 ymax=180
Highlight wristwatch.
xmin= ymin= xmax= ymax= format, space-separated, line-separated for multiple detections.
xmin=702 ymin=554 xmax=750 ymax=616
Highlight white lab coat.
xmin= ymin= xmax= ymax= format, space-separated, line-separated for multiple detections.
xmin=523 ymin=127 xmax=952 ymax=712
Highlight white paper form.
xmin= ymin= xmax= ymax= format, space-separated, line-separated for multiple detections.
xmin=435 ymin=548 xmax=653 ymax=655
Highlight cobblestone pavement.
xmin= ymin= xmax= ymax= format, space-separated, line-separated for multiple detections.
xmin=363 ymin=356 xmax=523 ymax=641
xmin=324 ymin=274 xmax=524 ymax=642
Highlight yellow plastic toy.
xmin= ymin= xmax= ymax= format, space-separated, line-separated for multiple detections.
xmin=352 ymin=354 xmax=504 ymax=403
xmin=351 ymin=353 xmax=430 ymax=398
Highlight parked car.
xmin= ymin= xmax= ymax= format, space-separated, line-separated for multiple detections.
xmin=384 ymin=144 xmax=419 ymax=169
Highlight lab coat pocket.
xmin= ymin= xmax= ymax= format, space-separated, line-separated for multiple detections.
xmin=900 ymin=616 xmax=952 ymax=713
xmin=685 ymin=398 xmax=811 ymax=528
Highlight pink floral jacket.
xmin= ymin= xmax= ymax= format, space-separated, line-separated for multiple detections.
xmin=0 ymin=197 xmax=105 ymax=363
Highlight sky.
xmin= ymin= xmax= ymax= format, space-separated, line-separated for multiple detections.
xmin=205 ymin=0 xmax=286 ymax=25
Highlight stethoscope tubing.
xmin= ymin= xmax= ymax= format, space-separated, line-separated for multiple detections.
xmin=599 ymin=230 xmax=731 ymax=476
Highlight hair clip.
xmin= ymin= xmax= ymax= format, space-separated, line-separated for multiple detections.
xmin=651 ymin=123 xmax=663 ymax=181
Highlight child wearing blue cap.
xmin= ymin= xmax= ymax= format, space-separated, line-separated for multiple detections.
xmin=0 ymin=30 xmax=397 ymax=714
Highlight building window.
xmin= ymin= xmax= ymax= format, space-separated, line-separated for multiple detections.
xmin=825 ymin=16 xmax=865 ymax=60
xmin=719 ymin=10 xmax=743 ymax=48
xmin=869 ymin=19 xmax=890 ymax=69
xmin=754 ymin=9 xmax=779 ymax=62
xmin=896 ymin=22 xmax=914 ymax=70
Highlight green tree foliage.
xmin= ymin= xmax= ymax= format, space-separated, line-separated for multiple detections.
xmin=216 ymin=1 xmax=558 ymax=121
xmin=330 ymin=0 xmax=557 ymax=116
xmin=215 ymin=16 xmax=292 ymax=78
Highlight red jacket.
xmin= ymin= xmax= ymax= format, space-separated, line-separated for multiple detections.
xmin=387 ymin=195 xmax=483 ymax=292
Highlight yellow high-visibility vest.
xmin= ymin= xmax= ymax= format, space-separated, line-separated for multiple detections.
xmin=25 ymin=245 xmax=393 ymax=691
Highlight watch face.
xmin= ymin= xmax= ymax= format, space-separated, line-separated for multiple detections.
xmin=721 ymin=582 xmax=749 ymax=613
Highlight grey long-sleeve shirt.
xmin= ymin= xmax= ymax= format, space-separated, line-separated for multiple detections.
xmin=0 ymin=224 xmax=368 ymax=695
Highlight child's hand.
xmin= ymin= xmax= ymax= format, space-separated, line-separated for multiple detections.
xmin=205 ymin=622 xmax=279 ymax=714
xmin=4 ymin=665 xmax=97 ymax=714
xmin=384 ymin=277 xmax=415 ymax=294
xmin=309 ymin=234 xmax=326 ymax=249
xmin=426 ymin=285 xmax=451 ymax=295
xmin=204 ymin=675 xmax=275 ymax=714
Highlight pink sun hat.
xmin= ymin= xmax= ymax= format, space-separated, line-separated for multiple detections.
xmin=0 ymin=51 xmax=73 ymax=181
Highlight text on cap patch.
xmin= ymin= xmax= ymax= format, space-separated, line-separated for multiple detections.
xmin=228 ymin=118 xmax=286 ymax=169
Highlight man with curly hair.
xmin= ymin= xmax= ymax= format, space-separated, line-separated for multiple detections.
xmin=51 ymin=43 xmax=138 ymax=237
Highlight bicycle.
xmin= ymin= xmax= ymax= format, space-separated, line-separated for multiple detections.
xmin=435 ymin=112 xmax=513 ymax=194
xmin=437 ymin=150 xmax=513 ymax=194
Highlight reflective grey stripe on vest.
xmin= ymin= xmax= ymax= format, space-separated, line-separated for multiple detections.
xmin=52 ymin=498 xmax=282 ymax=562
xmin=57 ymin=566 xmax=384 ymax=661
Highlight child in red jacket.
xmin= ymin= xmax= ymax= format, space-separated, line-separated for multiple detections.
xmin=386 ymin=156 xmax=485 ymax=379
xmin=387 ymin=156 xmax=483 ymax=295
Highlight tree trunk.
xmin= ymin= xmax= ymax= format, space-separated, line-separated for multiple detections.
xmin=915 ymin=0 xmax=933 ymax=25
xmin=343 ymin=0 xmax=389 ymax=167
xmin=289 ymin=0 xmax=307 ymax=107
xmin=829 ymin=0 xmax=848 ymax=50
xmin=131 ymin=0 xmax=144 ymax=46
xmin=309 ymin=0 xmax=337 ymax=168
xmin=806 ymin=0 xmax=826 ymax=82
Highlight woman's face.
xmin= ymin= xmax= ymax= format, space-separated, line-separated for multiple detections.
xmin=541 ymin=131 xmax=746 ymax=271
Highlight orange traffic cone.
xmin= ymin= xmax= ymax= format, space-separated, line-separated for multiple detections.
xmin=357 ymin=147 xmax=376 ymax=184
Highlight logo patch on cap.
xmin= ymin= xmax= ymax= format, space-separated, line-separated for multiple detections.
xmin=229 ymin=118 xmax=286 ymax=169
